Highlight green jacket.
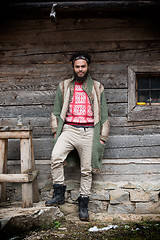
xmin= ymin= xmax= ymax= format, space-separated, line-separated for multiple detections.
xmin=51 ymin=74 xmax=110 ymax=170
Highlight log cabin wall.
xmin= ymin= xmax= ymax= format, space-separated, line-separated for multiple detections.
xmin=0 ymin=2 xmax=160 ymax=214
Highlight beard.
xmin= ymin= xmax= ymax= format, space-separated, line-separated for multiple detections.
xmin=74 ymin=70 xmax=89 ymax=82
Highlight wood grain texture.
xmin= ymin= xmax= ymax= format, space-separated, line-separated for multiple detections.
xmin=0 ymin=14 xmax=160 ymax=196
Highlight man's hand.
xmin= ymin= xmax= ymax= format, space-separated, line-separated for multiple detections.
xmin=54 ymin=133 xmax=56 ymax=138
xmin=100 ymin=139 xmax=105 ymax=144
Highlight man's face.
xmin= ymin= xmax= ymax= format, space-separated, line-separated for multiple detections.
xmin=73 ymin=59 xmax=89 ymax=81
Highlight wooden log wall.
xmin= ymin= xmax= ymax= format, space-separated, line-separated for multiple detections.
xmin=0 ymin=11 xmax=160 ymax=192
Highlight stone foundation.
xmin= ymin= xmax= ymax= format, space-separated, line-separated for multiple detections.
xmin=63 ymin=180 xmax=160 ymax=215
xmin=3 ymin=180 xmax=160 ymax=215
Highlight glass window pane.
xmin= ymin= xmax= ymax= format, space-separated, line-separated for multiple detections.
xmin=137 ymin=90 xmax=149 ymax=103
xmin=151 ymin=76 xmax=160 ymax=89
xmin=151 ymin=90 xmax=160 ymax=103
xmin=137 ymin=76 xmax=149 ymax=89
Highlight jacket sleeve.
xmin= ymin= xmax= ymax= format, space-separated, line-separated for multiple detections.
xmin=50 ymin=84 xmax=63 ymax=133
xmin=100 ymin=89 xmax=110 ymax=142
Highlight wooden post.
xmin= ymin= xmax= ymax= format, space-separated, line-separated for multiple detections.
xmin=30 ymin=131 xmax=39 ymax=202
xmin=20 ymin=138 xmax=33 ymax=208
xmin=0 ymin=139 xmax=8 ymax=201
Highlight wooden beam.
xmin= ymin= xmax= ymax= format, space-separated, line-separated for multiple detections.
xmin=5 ymin=1 xmax=160 ymax=10
xmin=30 ymin=132 xmax=39 ymax=203
xmin=0 ymin=139 xmax=8 ymax=201
xmin=0 ymin=170 xmax=39 ymax=183
xmin=20 ymin=138 xmax=33 ymax=208
xmin=0 ymin=131 xmax=30 ymax=139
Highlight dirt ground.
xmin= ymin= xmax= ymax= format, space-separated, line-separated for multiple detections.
xmin=15 ymin=219 xmax=160 ymax=240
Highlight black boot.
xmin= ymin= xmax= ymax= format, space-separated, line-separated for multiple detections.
xmin=78 ymin=196 xmax=89 ymax=221
xmin=45 ymin=184 xmax=66 ymax=206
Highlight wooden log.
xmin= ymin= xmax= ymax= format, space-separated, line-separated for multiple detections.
xmin=0 ymin=131 xmax=30 ymax=139
xmin=6 ymin=133 xmax=160 ymax=160
xmin=0 ymin=139 xmax=8 ymax=201
xmin=1 ymin=18 xmax=160 ymax=43
xmin=0 ymin=89 xmax=126 ymax=106
xmin=0 ymin=105 xmax=52 ymax=118
xmin=128 ymin=106 xmax=160 ymax=121
xmin=0 ymin=170 xmax=39 ymax=183
xmin=20 ymin=138 xmax=33 ymax=208
xmin=30 ymin=131 xmax=39 ymax=202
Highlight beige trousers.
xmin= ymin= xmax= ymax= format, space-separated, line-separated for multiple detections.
xmin=51 ymin=124 xmax=94 ymax=196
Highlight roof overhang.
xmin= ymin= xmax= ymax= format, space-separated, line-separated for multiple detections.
xmin=1 ymin=1 xmax=160 ymax=19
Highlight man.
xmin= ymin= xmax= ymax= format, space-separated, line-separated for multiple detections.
xmin=45 ymin=51 xmax=110 ymax=221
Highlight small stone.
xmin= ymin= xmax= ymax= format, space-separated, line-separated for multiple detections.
xmin=59 ymin=203 xmax=78 ymax=215
xmin=91 ymin=190 xmax=110 ymax=201
xmin=58 ymin=227 xmax=67 ymax=231
xmin=92 ymin=182 xmax=117 ymax=190
xmin=110 ymin=189 xmax=129 ymax=204
xmin=70 ymin=190 xmax=79 ymax=201
xmin=122 ymin=182 xmax=137 ymax=189
xmin=89 ymin=200 xmax=104 ymax=212
xmin=130 ymin=190 xmax=158 ymax=202
xmin=136 ymin=202 xmax=160 ymax=214
xmin=108 ymin=203 xmax=135 ymax=214
xmin=90 ymin=212 xmax=113 ymax=222
xmin=118 ymin=214 xmax=131 ymax=221
xmin=129 ymin=214 xmax=143 ymax=222
xmin=142 ymin=214 xmax=160 ymax=221
xmin=141 ymin=182 xmax=160 ymax=191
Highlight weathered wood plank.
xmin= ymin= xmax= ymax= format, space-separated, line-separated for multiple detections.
xmin=6 ymin=159 xmax=160 ymax=188
xmin=0 ymin=89 xmax=127 ymax=106
xmin=0 ymin=103 xmax=127 ymax=118
xmin=92 ymin=172 xmax=160 ymax=182
xmin=0 ymin=105 xmax=52 ymax=118
xmin=108 ymin=103 xmax=128 ymax=117
xmin=1 ymin=40 xmax=159 ymax=58
xmin=1 ymin=117 xmax=160 ymax=136
xmin=1 ymin=47 xmax=160 ymax=65
xmin=20 ymin=138 xmax=33 ymax=207
xmin=65 ymin=167 xmax=160 ymax=182
xmin=0 ymin=170 xmax=39 ymax=183
xmin=6 ymin=134 xmax=160 ymax=160
xmin=1 ymin=18 xmax=160 ymax=43
xmin=101 ymin=163 xmax=160 ymax=175
xmin=106 ymin=134 xmax=160 ymax=148
xmin=128 ymin=106 xmax=160 ymax=121
xmin=105 ymin=89 xmax=127 ymax=103
xmin=7 ymin=158 xmax=160 ymax=166
xmin=0 ymin=131 xmax=30 ymax=139
xmin=104 ymin=146 xmax=160 ymax=159
xmin=0 ymin=91 xmax=55 ymax=106
xmin=0 ymin=139 xmax=8 ymax=201
xmin=30 ymin=132 xmax=39 ymax=203
xmin=0 ymin=64 xmax=127 ymax=90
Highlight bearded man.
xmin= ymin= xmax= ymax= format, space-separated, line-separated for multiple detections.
xmin=45 ymin=51 xmax=110 ymax=221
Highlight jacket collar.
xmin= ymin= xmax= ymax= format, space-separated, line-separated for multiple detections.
xmin=69 ymin=74 xmax=93 ymax=92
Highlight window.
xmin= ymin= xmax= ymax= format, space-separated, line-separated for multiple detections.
xmin=128 ymin=66 xmax=160 ymax=121
xmin=136 ymin=74 xmax=160 ymax=106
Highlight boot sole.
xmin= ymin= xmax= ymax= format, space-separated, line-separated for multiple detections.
xmin=45 ymin=202 xmax=65 ymax=207
xmin=79 ymin=217 xmax=89 ymax=222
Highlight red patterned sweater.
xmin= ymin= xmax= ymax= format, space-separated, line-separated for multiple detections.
xmin=65 ymin=82 xmax=94 ymax=126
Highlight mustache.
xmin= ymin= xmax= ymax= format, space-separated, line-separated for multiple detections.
xmin=74 ymin=70 xmax=89 ymax=82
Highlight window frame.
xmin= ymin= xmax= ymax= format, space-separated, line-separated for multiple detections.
xmin=128 ymin=65 xmax=160 ymax=122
